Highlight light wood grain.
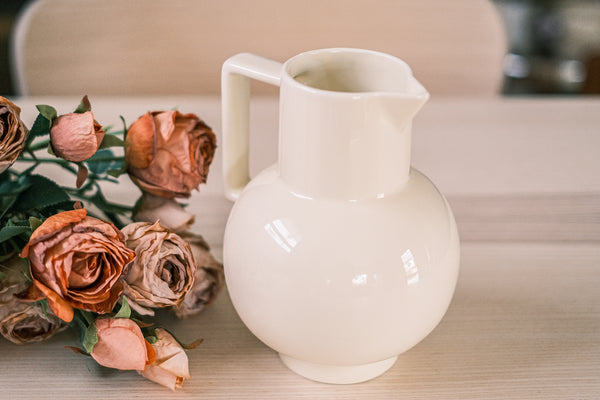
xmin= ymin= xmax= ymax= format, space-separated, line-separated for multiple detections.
xmin=13 ymin=0 xmax=506 ymax=96
xmin=1 ymin=242 xmax=598 ymax=399
xmin=1 ymin=96 xmax=598 ymax=398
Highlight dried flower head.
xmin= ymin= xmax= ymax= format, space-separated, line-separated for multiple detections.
xmin=125 ymin=111 xmax=216 ymax=198
xmin=0 ymin=96 xmax=28 ymax=173
xmin=20 ymin=209 xmax=135 ymax=322
xmin=121 ymin=221 xmax=195 ymax=315
xmin=50 ymin=111 xmax=105 ymax=162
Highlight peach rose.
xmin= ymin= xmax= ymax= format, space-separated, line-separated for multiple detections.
xmin=0 ymin=96 xmax=28 ymax=173
xmin=20 ymin=209 xmax=135 ymax=322
xmin=125 ymin=110 xmax=216 ymax=198
xmin=121 ymin=221 xmax=195 ymax=316
xmin=90 ymin=318 xmax=154 ymax=370
xmin=173 ymin=233 xmax=224 ymax=319
xmin=50 ymin=111 xmax=105 ymax=162
xmin=138 ymin=328 xmax=190 ymax=390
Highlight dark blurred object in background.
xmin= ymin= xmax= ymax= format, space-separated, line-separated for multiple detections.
xmin=0 ymin=0 xmax=28 ymax=94
xmin=495 ymin=0 xmax=600 ymax=95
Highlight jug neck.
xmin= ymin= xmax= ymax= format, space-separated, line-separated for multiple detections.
xmin=276 ymin=48 xmax=429 ymax=200
xmin=278 ymin=88 xmax=419 ymax=200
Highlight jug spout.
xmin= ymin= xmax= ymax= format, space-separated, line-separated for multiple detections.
xmin=278 ymin=48 xmax=429 ymax=200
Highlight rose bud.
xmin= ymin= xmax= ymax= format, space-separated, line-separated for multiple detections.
xmin=91 ymin=318 xmax=154 ymax=370
xmin=132 ymin=192 xmax=195 ymax=233
xmin=121 ymin=221 xmax=195 ymax=316
xmin=19 ymin=209 xmax=135 ymax=322
xmin=50 ymin=111 xmax=105 ymax=162
xmin=125 ymin=111 xmax=216 ymax=198
xmin=0 ymin=96 xmax=28 ymax=173
xmin=138 ymin=328 xmax=190 ymax=390
xmin=172 ymin=233 xmax=224 ymax=319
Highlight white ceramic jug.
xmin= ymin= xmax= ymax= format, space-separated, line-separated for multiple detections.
xmin=221 ymin=48 xmax=460 ymax=384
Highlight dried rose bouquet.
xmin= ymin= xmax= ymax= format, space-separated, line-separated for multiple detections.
xmin=0 ymin=96 xmax=223 ymax=390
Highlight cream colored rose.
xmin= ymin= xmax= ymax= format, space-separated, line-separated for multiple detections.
xmin=0 ymin=96 xmax=28 ymax=173
xmin=173 ymin=233 xmax=224 ymax=319
xmin=138 ymin=328 xmax=190 ymax=390
xmin=121 ymin=221 xmax=195 ymax=316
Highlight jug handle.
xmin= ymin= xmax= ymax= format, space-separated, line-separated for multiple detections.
xmin=221 ymin=53 xmax=282 ymax=201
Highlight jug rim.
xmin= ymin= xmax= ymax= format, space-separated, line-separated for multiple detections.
xmin=282 ymin=48 xmax=429 ymax=99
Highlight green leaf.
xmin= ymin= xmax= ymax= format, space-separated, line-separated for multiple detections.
xmin=26 ymin=113 xmax=51 ymax=145
xmin=82 ymin=322 xmax=98 ymax=354
xmin=86 ymin=149 xmax=121 ymax=175
xmin=88 ymin=192 xmax=124 ymax=228
xmin=13 ymin=175 xmax=70 ymax=212
xmin=145 ymin=334 xmax=159 ymax=344
xmin=8 ymin=219 xmax=30 ymax=227
xmin=99 ymin=133 xmax=125 ymax=149
xmin=0 ymin=225 xmax=30 ymax=242
xmin=38 ymin=299 xmax=48 ymax=316
xmin=36 ymin=104 xmax=57 ymax=122
xmin=114 ymin=297 xmax=131 ymax=319
xmin=29 ymin=217 xmax=43 ymax=231
xmin=40 ymin=200 xmax=79 ymax=217
xmin=0 ymin=271 xmax=6 ymax=280
xmin=119 ymin=116 xmax=128 ymax=140
xmin=73 ymin=95 xmax=91 ymax=114
xmin=107 ymin=164 xmax=128 ymax=178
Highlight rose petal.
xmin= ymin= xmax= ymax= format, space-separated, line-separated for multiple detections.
xmin=138 ymin=328 xmax=190 ymax=391
xmin=33 ymin=281 xmax=74 ymax=322
xmin=125 ymin=112 xmax=155 ymax=169
xmin=91 ymin=318 xmax=148 ymax=370
xmin=20 ymin=209 xmax=87 ymax=255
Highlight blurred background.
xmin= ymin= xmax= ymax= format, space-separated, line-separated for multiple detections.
xmin=1 ymin=0 xmax=599 ymax=96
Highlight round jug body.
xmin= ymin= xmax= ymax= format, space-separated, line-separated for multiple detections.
xmin=223 ymin=165 xmax=460 ymax=384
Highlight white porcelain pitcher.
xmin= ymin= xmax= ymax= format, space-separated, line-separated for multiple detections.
xmin=221 ymin=48 xmax=460 ymax=384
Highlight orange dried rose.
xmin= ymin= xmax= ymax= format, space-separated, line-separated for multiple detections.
xmin=0 ymin=96 xmax=28 ymax=173
xmin=91 ymin=318 xmax=154 ymax=370
xmin=125 ymin=111 xmax=216 ymax=198
xmin=50 ymin=111 xmax=105 ymax=162
xmin=19 ymin=209 xmax=135 ymax=322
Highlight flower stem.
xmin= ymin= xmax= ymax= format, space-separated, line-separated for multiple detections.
xmin=27 ymin=139 xmax=50 ymax=152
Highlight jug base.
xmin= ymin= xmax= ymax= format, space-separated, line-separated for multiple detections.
xmin=279 ymin=354 xmax=397 ymax=384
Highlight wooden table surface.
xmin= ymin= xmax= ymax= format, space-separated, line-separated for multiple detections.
xmin=1 ymin=96 xmax=599 ymax=399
